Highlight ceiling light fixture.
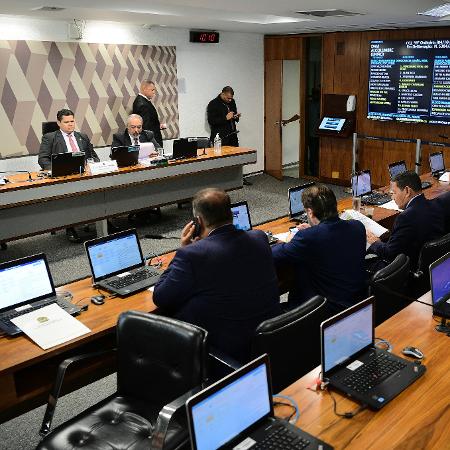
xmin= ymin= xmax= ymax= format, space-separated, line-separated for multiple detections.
xmin=418 ymin=3 xmax=450 ymax=17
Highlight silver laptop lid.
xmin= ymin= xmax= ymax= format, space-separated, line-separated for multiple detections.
xmin=321 ymin=297 xmax=375 ymax=377
xmin=84 ymin=228 xmax=145 ymax=283
xmin=0 ymin=253 xmax=56 ymax=314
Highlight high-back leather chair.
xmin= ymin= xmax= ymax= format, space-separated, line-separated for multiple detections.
xmin=42 ymin=121 xmax=59 ymax=135
xmin=369 ymin=254 xmax=410 ymax=326
xmin=411 ymin=232 xmax=450 ymax=298
xmin=251 ymin=295 xmax=327 ymax=393
xmin=37 ymin=311 xmax=208 ymax=450
xmin=434 ymin=192 xmax=450 ymax=234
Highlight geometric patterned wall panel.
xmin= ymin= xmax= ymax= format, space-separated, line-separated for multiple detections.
xmin=0 ymin=40 xmax=178 ymax=158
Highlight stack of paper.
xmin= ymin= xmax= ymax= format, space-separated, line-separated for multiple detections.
xmin=340 ymin=209 xmax=388 ymax=237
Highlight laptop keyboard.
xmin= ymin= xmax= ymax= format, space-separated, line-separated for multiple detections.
xmin=0 ymin=299 xmax=55 ymax=323
xmin=106 ymin=268 xmax=160 ymax=289
xmin=343 ymin=353 xmax=407 ymax=394
xmin=254 ymin=425 xmax=311 ymax=449
xmin=362 ymin=192 xmax=391 ymax=206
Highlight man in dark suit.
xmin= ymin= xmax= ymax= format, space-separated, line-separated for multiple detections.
xmin=111 ymin=114 xmax=161 ymax=150
xmin=367 ymin=171 xmax=445 ymax=269
xmin=38 ymin=108 xmax=99 ymax=243
xmin=38 ymin=108 xmax=99 ymax=171
xmin=207 ymin=86 xmax=241 ymax=147
xmin=132 ymin=80 xmax=164 ymax=147
xmin=153 ymin=188 xmax=281 ymax=363
xmin=272 ymin=184 xmax=367 ymax=316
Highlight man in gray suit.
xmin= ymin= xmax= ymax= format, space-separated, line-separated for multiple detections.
xmin=38 ymin=108 xmax=99 ymax=170
xmin=38 ymin=108 xmax=99 ymax=242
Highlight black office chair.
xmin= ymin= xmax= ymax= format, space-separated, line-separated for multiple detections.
xmin=411 ymin=232 xmax=450 ymax=298
xmin=210 ymin=296 xmax=328 ymax=394
xmin=434 ymin=192 xmax=450 ymax=234
xmin=369 ymin=254 xmax=410 ymax=326
xmin=42 ymin=121 xmax=59 ymax=135
xmin=37 ymin=311 xmax=208 ymax=450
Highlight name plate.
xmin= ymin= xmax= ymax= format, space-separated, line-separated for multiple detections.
xmin=88 ymin=160 xmax=118 ymax=175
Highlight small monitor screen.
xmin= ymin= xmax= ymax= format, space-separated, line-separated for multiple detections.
xmin=87 ymin=233 xmax=142 ymax=279
xmin=351 ymin=171 xmax=372 ymax=196
xmin=318 ymin=117 xmax=346 ymax=132
xmin=431 ymin=254 xmax=450 ymax=306
xmin=289 ymin=187 xmax=305 ymax=216
xmin=388 ymin=161 xmax=407 ymax=179
xmin=0 ymin=257 xmax=53 ymax=310
xmin=191 ymin=363 xmax=271 ymax=450
xmin=323 ymin=303 xmax=373 ymax=373
xmin=430 ymin=152 xmax=445 ymax=173
xmin=231 ymin=203 xmax=251 ymax=231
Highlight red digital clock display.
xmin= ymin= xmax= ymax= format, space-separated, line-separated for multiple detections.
xmin=190 ymin=31 xmax=220 ymax=43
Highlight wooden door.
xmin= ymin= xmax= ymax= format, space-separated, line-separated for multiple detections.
xmin=264 ymin=60 xmax=283 ymax=180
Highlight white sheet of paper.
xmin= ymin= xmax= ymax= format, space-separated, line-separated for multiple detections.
xmin=378 ymin=200 xmax=402 ymax=211
xmin=11 ymin=304 xmax=90 ymax=350
xmin=439 ymin=172 xmax=449 ymax=182
xmin=273 ymin=232 xmax=290 ymax=242
xmin=139 ymin=142 xmax=156 ymax=159
xmin=88 ymin=160 xmax=119 ymax=175
xmin=340 ymin=209 xmax=388 ymax=237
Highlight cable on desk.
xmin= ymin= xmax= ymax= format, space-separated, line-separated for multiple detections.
xmin=273 ymin=394 xmax=299 ymax=424
xmin=327 ymin=389 xmax=367 ymax=419
xmin=374 ymin=337 xmax=392 ymax=352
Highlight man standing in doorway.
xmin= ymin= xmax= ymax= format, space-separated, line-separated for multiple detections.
xmin=132 ymin=80 xmax=165 ymax=147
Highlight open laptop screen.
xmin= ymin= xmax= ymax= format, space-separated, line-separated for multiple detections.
xmin=429 ymin=151 xmax=445 ymax=174
xmin=288 ymin=183 xmax=314 ymax=218
xmin=351 ymin=170 xmax=372 ymax=197
xmin=189 ymin=359 xmax=271 ymax=450
xmin=0 ymin=254 xmax=55 ymax=312
xmin=322 ymin=300 xmax=373 ymax=374
xmin=231 ymin=201 xmax=252 ymax=231
xmin=85 ymin=230 xmax=143 ymax=281
xmin=388 ymin=160 xmax=407 ymax=179
xmin=430 ymin=252 xmax=450 ymax=309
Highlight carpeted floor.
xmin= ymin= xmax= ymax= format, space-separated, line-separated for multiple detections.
xmin=0 ymin=173 xmax=350 ymax=449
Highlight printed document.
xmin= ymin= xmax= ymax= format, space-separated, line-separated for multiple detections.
xmin=340 ymin=209 xmax=388 ymax=238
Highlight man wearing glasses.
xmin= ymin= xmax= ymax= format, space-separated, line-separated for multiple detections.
xmin=111 ymin=114 xmax=161 ymax=151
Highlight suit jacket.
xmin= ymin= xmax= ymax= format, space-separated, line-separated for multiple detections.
xmin=132 ymin=95 xmax=163 ymax=146
xmin=368 ymin=194 xmax=445 ymax=268
xmin=153 ymin=224 xmax=281 ymax=363
xmin=272 ymin=217 xmax=367 ymax=313
xmin=111 ymin=130 xmax=161 ymax=150
xmin=38 ymin=130 xmax=99 ymax=170
xmin=207 ymin=95 xmax=239 ymax=146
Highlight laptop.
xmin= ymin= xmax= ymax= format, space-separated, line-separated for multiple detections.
xmin=429 ymin=151 xmax=446 ymax=177
xmin=110 ymin=146 xmax=140 ymax=167
xmin=186 ymin=354 xmax=333 ymax=450
xmin=351 ymin=170 xmax=391 ymax=205
xmin=0 ymin=253 xmax=81 ymax=336
xmin=51 ymin=152 xmax=85 ymax=177
xmin=172 ymin=138 xmax=198 ymax=159
xmin=288 ymin=182 xmax=315 ymax=223
xmin=84 ymin=228 xmax=162 ymax=296
xmin=388 ymin=160 xmax=431 ymax=189
xmin=429 ymin=251 xmax=450 ymax=320
xmin=231 ymin=201 xmax=277 ymax=244
xmin=321 ymin=296 xmax=426 ymax=410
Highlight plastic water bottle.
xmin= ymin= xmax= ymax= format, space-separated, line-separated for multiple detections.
xmin=214 ymin=133 xmax=222 ymax=155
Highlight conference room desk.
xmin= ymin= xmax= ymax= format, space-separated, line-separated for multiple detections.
xmin=275 ymin=292 xmax=450 ymax=450
xmin=0 ymin=146 xmax=256 ymax=242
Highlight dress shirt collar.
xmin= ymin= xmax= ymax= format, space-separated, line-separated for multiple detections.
xmin=208 ymin=223 xmax=235 ymax=237
xmin=139 ymin=92 xmax=152 ymax=101
xmin=405 ymin=193 xmax=422 ymax=209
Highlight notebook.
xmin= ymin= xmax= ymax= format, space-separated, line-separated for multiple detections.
xmin=321 ymin=296 xmax=426 ymax=410
xmin=172 ymin=139 xmax=198 ymax=159
xmin=84 ymin=229 xmax=161 ymax=296
xmin=388 ymin=160 xmax=431 ymax=189
xmin=351 ymin=170 xmax=391 ymax=205
xmin=0 ymin=253 xmax=81 ymax=336
xmin=231 ymin=201 xmax=277 ymax=244
xmin=429 ymin=151 xmax=446 ymax=177
xmin=51 ymin=152 xmax=85 ymax=177
xmin=186 ymin=354 xmax=333 ymax=450
xmin=288 ymin=182 xmax=315 ymax=223
xmin=429 ymin=251 xmax=450 ymax=320
xmin=110 ymin=146 xmax=140 ymax=167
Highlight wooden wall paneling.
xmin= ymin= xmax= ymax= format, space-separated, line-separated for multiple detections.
xmin=299 ymin=38 xmax=306 ymax=176
xmin=264 ymin=36 xmax=301 ymax=60
xmin=321 ymin=34 xmax=336 ymax=92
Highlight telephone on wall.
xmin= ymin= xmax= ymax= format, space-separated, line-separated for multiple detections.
xmin=346 ymin=95 xmax=356 ymax=112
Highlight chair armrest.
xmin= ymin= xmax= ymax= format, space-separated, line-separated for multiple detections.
xmin=150 ymin=386 xmax=204 ymax=450
xmin=39 ymin=348 xmax=117 ymax=437
xmin=209 ymin=347 xmax=241 ymax=372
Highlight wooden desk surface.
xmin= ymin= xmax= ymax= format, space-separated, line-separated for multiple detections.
xmin=277 ymin=296 xmax=450 ymax=449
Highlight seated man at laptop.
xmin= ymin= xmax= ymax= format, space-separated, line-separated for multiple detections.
xmin=272 ymin=184 xmax=367 ymax=316
xmin=38 ymin=108 xmax=99 ymax=243
xmin=367 ymin=171 xmax=444 ymax=269
xmin=153 ymin=188 xmax=281 ymax=363
xmin=111 ymin=114 xmax=161 ymax=151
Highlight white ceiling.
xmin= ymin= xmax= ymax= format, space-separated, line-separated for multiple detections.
xmin=0 ymin=0 xmax=448 ymax=34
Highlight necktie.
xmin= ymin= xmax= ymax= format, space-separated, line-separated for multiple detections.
xmin=68 ymin=134 xmax=78 ymax=153
xmin=134 ymin=136 xmax=139 ymax=146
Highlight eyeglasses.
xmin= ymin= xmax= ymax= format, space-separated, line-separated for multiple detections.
xmin=129 ymin=125 xmax=142 ymax=129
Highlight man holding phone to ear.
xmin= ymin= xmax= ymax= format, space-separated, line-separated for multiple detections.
xmin=153 ymin=188 xmax=280 ymax=363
